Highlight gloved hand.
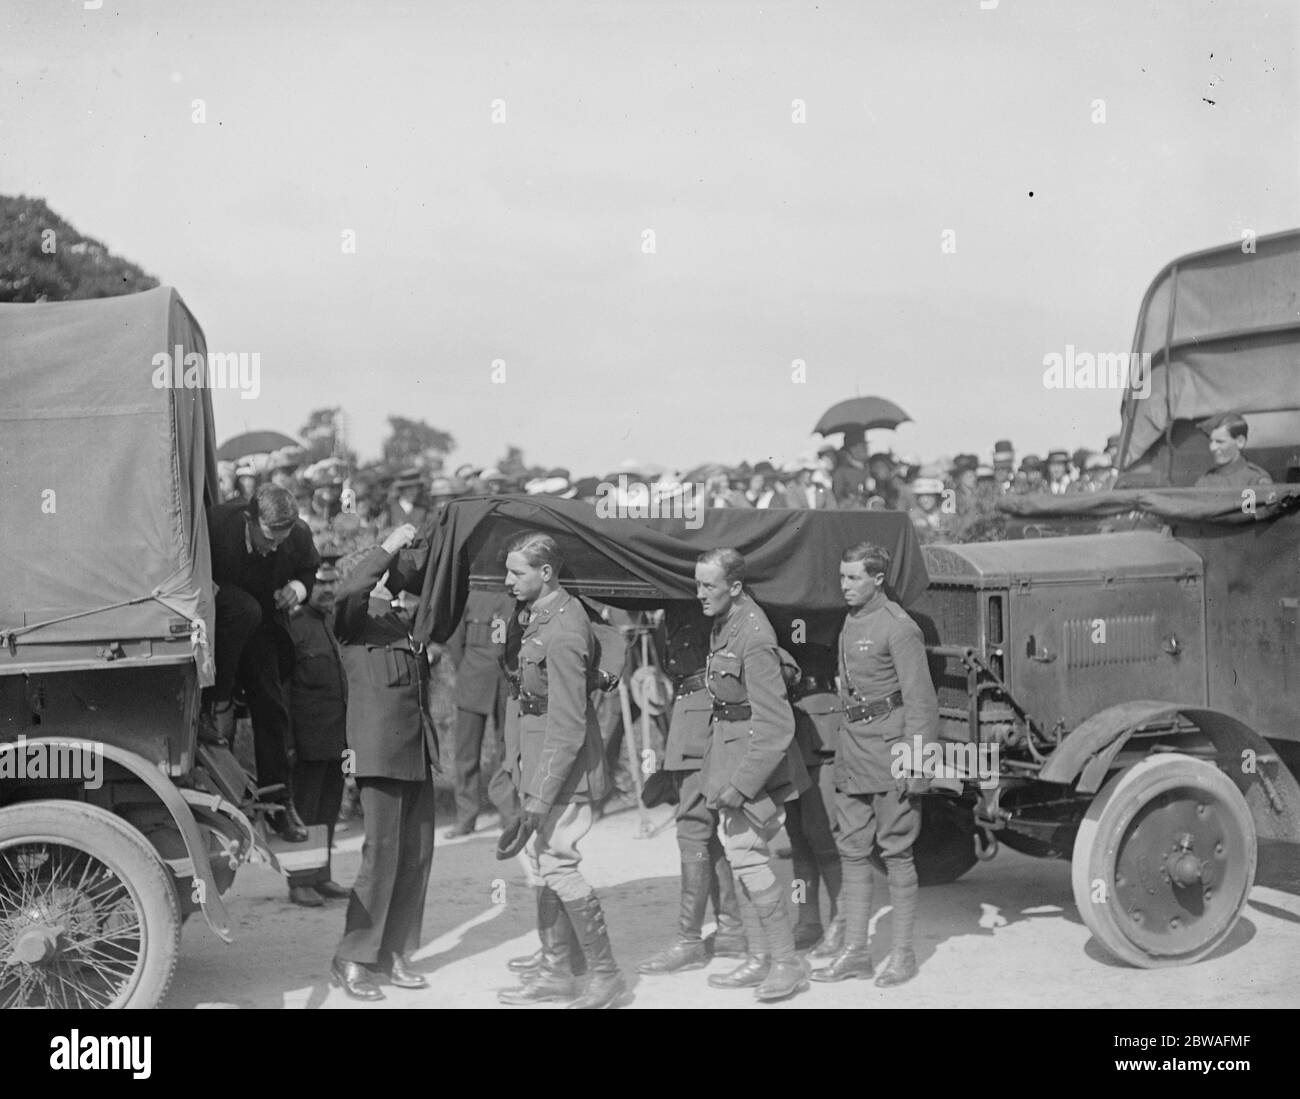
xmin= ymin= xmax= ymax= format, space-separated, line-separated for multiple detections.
xmin=521 ymin=799 xmax=549 ymax=832
xmin=714 ymin=784 xmax=745 ymax=810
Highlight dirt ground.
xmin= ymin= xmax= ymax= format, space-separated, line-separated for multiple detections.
xmin=166 ymin=798 xmax=1300 ymax=1010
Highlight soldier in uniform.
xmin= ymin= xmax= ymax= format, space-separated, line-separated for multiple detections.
xmin=636 ymin=603 xmax=748 ymax=975
xmin=696 ymin=548 xmax=809 ymax=1002
xmin=1195 ymin=412 xmax=1272 ymax=487
xmin=442 ymin=588 xmax=520 ymax=838
xmin=812 ymin=542 xmax=938 ymax=988
xmin=330 ymin=524 xmax=439 ymax=1000
xmin=496 ymin=532 xmax=628 ymax=1009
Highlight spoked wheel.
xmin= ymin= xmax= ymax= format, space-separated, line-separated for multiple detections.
xmin=1071 ymin=753 xmax=1256 ymax=968
xmin=0 ymin=801 xmax=180 ymax=1008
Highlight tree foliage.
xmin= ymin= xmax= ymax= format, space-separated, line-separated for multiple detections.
xmin=381 ymin=416 xmax=455 ymax=469
xmin=495 ymin=445 xmax=546 ymax=482
xmin=0 ymin=194 xmax=159 ymax=302
xmin=299 ymin=407 xmax=358 ymax=466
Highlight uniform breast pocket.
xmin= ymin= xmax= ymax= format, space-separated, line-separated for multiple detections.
xmin=295 ymin=651 xmax=337 ymax=690
xmin=365 ymin=645 xmax=412 ymax=687
xmin=708 ymin=653 xmax=745 ymax=704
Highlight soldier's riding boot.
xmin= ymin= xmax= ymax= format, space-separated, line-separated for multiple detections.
xmin=637 ymin=858 xmax=710 ymax=974
xmin=812 ymin=860 xmax=874 ymax=982
xmin=498 ymin=888 xmax=579 ymax=1004
xmin=875 ymin=856 xmax=919 ymax=988
xmin=810 ymin=856 xmax=845 ymax=959
xmin=751 ymin=883 xmax=811 ymax=1002
xmin=563 ymin=892 xmax=629 ymax=1009
xmin=507 ymin=946 xmax=543 ymax=974
xmin=707 ymin=895 xmax=770 ymax=989
xmin=507 ymin=890 xmax=586 ymax=976
xmin=708 ymin=851 xmax=747 ymax=958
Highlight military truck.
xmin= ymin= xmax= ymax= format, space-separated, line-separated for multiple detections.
xmin=0 ymin=288 xmax=326 ymax=1008
xmin=913 ymin=228 xmax=1300 ymax=967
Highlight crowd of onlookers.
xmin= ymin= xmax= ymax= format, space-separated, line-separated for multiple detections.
xmin=217 ymin=426 xmax=1123 ymax=554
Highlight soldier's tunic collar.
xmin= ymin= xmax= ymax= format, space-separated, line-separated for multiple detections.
xmin=525 ymin=587 xmax=567 ymax=624
xmin=848 ymin=590 xmax=888 ymax=620
xmin=713 ymin=592 xmax=756 ymax=642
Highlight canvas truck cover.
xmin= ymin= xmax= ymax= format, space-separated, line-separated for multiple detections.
xmin=411 ymin=495 xmax=929 ymax=653
xmin=0 ymin=287 xmax=219 ymax=685
xmin=1121 ymin=229 xmax=1300 ymax=473
xmin=999 ymin=484 xmax=1300 ymax=525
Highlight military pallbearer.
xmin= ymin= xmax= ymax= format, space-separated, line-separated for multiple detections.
xmin=812 ymin=542 xmax=939 ymax=988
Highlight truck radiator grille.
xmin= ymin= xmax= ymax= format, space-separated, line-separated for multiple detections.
xmin=916 ymin=585 xmax=981 ymax=647
xmin=915 ymin=585 xmax=982 ymax=711
xmin=1062 ymin=614 xmax=1158 ymax=668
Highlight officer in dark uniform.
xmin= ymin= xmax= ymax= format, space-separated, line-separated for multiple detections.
xmin=696 ymin=548 xmax=809 ymax=1003
xmin=784 ymin=643 xmax=844 ymax=956
xmin=330 ymin=524 xmax=439 ymax=1001
xmin=285 ymin=556 xmax=351 ymax=906
xmin=636 ymin=603 xmax=747 ymax=974
xmin=813 ymin=542 xmax=939 ymax=988
xmin=443 ymin=588 xmax=520 ymax=838
xmin=496 ymin=532 xmax=628 ymax=1010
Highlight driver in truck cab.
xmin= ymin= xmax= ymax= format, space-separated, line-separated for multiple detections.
xmin=1194 ymin=412 xmax=1272 ymax=488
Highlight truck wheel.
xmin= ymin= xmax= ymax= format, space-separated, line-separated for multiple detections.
xmin=1071 ymin=753 xmax=1255 ymax=968
xmin=914 ymin=796 xmax=979 ymax=886
xmin=0 ymin=801 xmax=181 ymax=1008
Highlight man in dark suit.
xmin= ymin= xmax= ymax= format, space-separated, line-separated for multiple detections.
xmin=329 ymin=523 xmax=440 ymax=1000
xmin=443 ymin=588 xmax=520 ymax=838
xmin=285 ymin=557 xmax=351 ymax=907
xmin=204 ymin=483 xmax=320 ymax=841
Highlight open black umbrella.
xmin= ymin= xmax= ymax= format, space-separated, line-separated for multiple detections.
xmin=814 ymin=396 xmax=911 ymax=436
xmin=217 ymin=430 xmax=302 ymax=461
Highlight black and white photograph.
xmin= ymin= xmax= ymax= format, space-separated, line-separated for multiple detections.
xmin=1 ymin=0 xmax=1297 ymax=1067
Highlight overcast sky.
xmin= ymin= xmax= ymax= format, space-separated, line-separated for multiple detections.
xmin=3 ymin=1 xmax=1296 ymax=475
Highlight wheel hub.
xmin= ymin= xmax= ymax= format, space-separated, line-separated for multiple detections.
xmin=1164 ymin=834 xmax=1204 ymax=888
xmin=7 ymin=923 xmax=63 ymax=965
xmin=1112 ymin=788 xmax=1244 ymax=956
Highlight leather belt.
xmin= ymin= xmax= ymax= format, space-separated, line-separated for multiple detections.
xmin=519 ymin=695 xmax=547 ymax=716
xmin=673 ymin=671 xmax=707 ymax=698
xmin=789 ymin=674 xmax=837 ymax=701
xmin=711 ymin=700 xmax=752 ymax=722
xmin=842 ymin=689 xmax=904 ymax=724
